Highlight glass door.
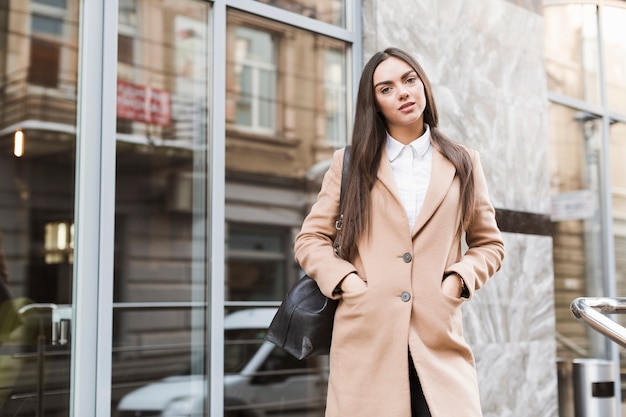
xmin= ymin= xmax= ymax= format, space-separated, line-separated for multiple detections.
xmin=0 ymin=0 xmax=79 ymax=415
xmin=110 ymin=1 xmax=212 ymax=416
xmin=222 ymin=7 xmax=350 ymax=416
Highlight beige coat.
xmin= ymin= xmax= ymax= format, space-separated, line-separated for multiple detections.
xmin=294 ymin=146 xmax=504 ymax=417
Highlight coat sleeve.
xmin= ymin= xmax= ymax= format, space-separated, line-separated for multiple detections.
xmin=445 ymin=150 xmax=504 ymax=298
xmin=294 ymin=148 xmax=357 ymax=299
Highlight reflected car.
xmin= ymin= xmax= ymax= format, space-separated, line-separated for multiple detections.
xmin=116 ymin=308 xmax=327 ymax=417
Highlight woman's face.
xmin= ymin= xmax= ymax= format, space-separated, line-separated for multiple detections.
xmin=372 ymin=56 xmax=426 ymax=140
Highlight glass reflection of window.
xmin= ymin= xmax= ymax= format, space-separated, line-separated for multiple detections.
xmin=549 ymin=103 xmax=605 ymax=358
xmin=226 ymin=228 xmax=286 ymax=301
xmin=117 ymin=0 xmax=137 ymax=76
xmin=29 ymin=0 xmax=67 ymax=88
xmin=256 ymin=0 xmax=346 ymax=27
xmin=234 ymin=27 xmax=277 ymax=133
xmin=117 ymin=0 xmax=137 ymax=134
xmin=32 ymin=0 xmax=67 ymax=7
xmin=611 ymin=123 xmax=626 ymax=339
xmin=544 ymin=4 xmax=600 ymax=105
xmin=224 ymin=328 xmax=267 ymax=374
xmin=324 ymin=48 xmax=347 ymax=146
xmin=118 ymin=0 xmax=136 ymax=65
xmin=603 ymin=6 xmax=626 ymax=114
xmin=32 ymin=14 xmax=63 ymax=35
xmin=44 ymin=221 xmax=74 ymax=264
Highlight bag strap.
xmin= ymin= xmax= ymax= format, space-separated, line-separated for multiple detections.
xmin=340 ymin=145 xmax=350 ymax=207
xmin=333 ymin=146 xmax=350 ymax=256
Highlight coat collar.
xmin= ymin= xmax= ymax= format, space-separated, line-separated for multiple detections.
xmin=378 ymin=146 xmax=456 ymax=236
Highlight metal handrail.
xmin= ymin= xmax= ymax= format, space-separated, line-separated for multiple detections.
xmin=570 ymin=297 xmax=626 ymax=348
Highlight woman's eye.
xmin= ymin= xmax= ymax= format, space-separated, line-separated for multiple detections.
xmin=406 ymin=77 xmax=417 ymax=84
xmin=380 ymin=87 xmax=391 ymax=94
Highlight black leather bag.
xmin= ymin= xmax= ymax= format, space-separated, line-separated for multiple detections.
xmin=265 ymin=147 xmax=350 ymax=360
xmin=264 ymin=274 xmax=338 ymax=359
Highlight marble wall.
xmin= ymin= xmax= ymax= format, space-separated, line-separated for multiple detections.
xmin=362 ymin=1 xmax=557 ymax=416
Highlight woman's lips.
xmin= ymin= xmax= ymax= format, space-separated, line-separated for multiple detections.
xmin=399 ymin=102 xmax=415 ymax=111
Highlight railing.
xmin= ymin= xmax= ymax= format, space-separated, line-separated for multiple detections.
xmin=570 ymin=297 xmax=626 ymax=348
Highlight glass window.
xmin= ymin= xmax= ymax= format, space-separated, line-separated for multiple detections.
xmin=32 ymin=0 xmax=67 ymax=7
xmin=603 ymin=6 xmax=626 ymax=114
xmin=117 ymin=33 xmax=134 ymax=64
xmin=234 ymin=26 xmax=277 ymax=133
xmin=28 ymin=39 xmax=61 ymax=87
xmin=28 ymin=1 xmax=68 ymax=88
xmin=549 ymin=103 xmax=606 ymax=358
xmin=224 ymin=9 xmax=350 ymax=416
xmin=31 ymin=14 xmax=64 ymax=35
xmin=226 ymin=226 xmax=288 ymax=301
xmin=256 ymin=0 xmax=346 ymax=27
xmin=111 ymin=1 xmax=211 ymax=416
xmin=544 ymin=4 xmax=601 ymax=105
xmin=223 ymin=307 xmax=327 ymax=417
xmin=226 ymin=9 xmax=349 ymax=177
xmin=119 ymin=0 xmax=137 ymax=26
xmin=44 ymin=221 xmax=74 ymax=264
xmin=324 ymin=48 xmax=347 ymax=147
xmin=611 ymin=122 xmax=626 ymax=346
xmin=0 ymin=0 xmax=78 ymax=415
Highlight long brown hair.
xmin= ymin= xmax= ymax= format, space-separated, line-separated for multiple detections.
xmin=339 ymin=47 xmax=476 ymax=261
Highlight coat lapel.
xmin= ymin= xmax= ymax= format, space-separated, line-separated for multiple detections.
xmin=377 ymin=147 xmax=401 ymax=204
xmin=412 ymin=147 xmax=456 ymax=236
xmin=376 ymin=147 xmax=456 ymax=237
xmin=376 ymin=148 xmax=412 ymax=231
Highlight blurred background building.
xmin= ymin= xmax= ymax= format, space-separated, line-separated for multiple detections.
xmin=1 ymin=0 xmax=626 ymax=416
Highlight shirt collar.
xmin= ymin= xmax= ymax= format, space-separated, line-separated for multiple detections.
xmin=386 ymin=124 xmax=431 ymax=162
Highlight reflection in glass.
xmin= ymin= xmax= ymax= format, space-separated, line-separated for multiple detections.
xmin=33 ymin=0 xmax=67 ymax=7
xmin=0 ymin=0 xmax=77 ymax=415
xmin=256 ymin=0 xmax=346 ymax=27
xmin=223 ymin=308 xmax=326 ymax=417
xmin=544 ymin=4 xmax=600 ymax=105
xmin=226 ymin=9 xmax=349 ymax=177
xmin=603 ymin=7 xmax=626 ymax=114
xmin=610 ymin=122 xmax=626 ymax=356
xmin=227 ymin=227 xmax=288 ymax=301
xmin=111 ymin=0 xmax=210 ymax=415
xmin=234 ymin=26 xmax=277 ymax=132
xmin=225 ymin=9 xmax=350 ymax=416
xmin=549 ymin=103 xmax=606 ymax=359
xmin=324 ymin=48 xmax=347 ymax=147
xmin=113 ymin=308 xmax=206 ymax=416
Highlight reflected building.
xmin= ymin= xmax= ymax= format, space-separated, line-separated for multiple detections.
xmin=1 ymin=0 xmax=626 ymax=416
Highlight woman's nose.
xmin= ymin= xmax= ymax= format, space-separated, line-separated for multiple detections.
xmin=398 ymin=89 xmax=409 ymax=99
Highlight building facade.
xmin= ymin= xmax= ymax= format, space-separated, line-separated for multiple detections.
xmin=1 ymin=0 xmax=626 ymax=416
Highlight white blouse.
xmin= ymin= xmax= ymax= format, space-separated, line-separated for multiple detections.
xmin=385 ymin=125 xmax=433 ymax=230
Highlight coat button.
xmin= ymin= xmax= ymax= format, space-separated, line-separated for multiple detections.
xmin=401 ymin=292 xmax=411 ymax=302
xmin=402 ymin=253 xmax=412 ymax=263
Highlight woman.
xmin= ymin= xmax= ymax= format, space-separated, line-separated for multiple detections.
xmin=294 ymin=47 xmax=505 ymax=416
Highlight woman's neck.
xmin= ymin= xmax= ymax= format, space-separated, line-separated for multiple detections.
xmin=388 ymin=122 xmax=425 ymax=145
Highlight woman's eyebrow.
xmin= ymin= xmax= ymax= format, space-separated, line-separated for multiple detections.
xmin=401 ymin=69 xmax=417 ymax=79
xmin=374 ymin=70 xmax=417 ymax=89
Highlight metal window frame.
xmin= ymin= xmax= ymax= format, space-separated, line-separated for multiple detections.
xmin=71 ymin=0 xmax=118 ymax=416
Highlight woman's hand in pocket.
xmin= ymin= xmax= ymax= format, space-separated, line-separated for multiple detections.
xmin=442 ymin=274 xmax=463 ymax=298
xmin=341 ymin=273 xmax=367 ymax=293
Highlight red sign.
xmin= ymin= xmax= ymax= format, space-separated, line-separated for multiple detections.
xmin=116 ymin=80 xmax=171 ymax=126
